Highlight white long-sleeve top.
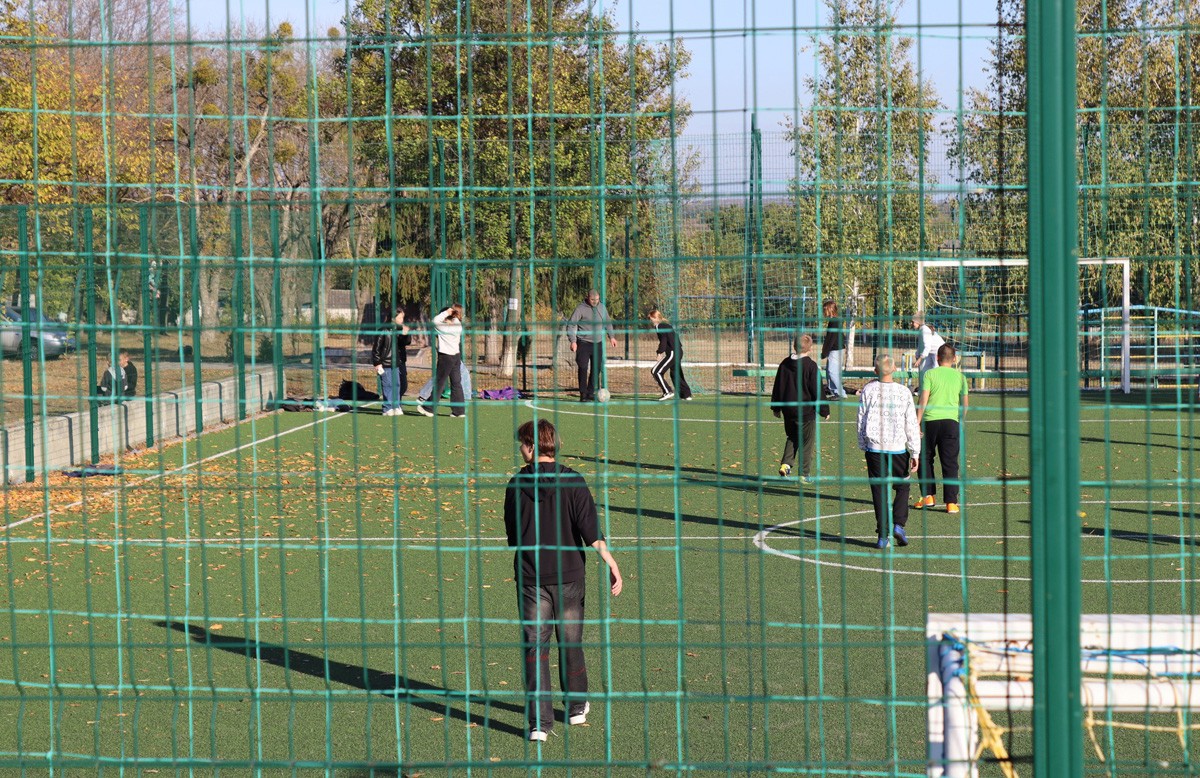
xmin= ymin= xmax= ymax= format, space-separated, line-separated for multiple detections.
xmin=857 ymin=379 xmax=921 ymax=457
xmin=432 ymin=309 xmax=463 ymax=355
xmin=915 ymin=324 xmax=945 ymax=364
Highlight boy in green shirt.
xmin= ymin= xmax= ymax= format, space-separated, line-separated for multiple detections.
xmin=913 ymin=343 xmax=969 ymax=514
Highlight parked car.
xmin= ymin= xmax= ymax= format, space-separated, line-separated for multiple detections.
xmin=0 ymin=306 xmax=76 ymax=359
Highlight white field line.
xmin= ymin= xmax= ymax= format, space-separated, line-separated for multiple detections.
xmin=23 ymin=533 xmax=1022 ymax=546
xmin=524 ymin=400 xmax=1177 ymax=426
xmin=1 ymin=411 xmax=352 ymax=534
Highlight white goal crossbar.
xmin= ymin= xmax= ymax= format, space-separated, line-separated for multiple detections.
xmin=928 ymin=613 xmax=1200 ymax=778
xmin=916 ymin=257 xmax=1131 ymax=393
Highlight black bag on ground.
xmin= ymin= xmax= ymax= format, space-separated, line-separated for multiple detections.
xmin=338 ymin=380 xmax=381 ymax=402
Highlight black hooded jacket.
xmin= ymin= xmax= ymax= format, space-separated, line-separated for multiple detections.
xmin=371 ymin=325 xmax=411 ymax=368
xmin=770 ymin=354 xmax=829 ymax=422
xmin=503 ymin=461 xmax=602 ymax=586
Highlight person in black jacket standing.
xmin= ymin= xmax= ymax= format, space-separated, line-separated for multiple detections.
xmin=771 ymin=334 xmax=830 ymax=482
xmin=372 ymin=311 xmax=411 ymax=416
xmin=504 ymin=419 xmax=623 ymax=742
xmin=118 ymin=351 xmax=138 ymax=398
xmin=820 ymin=300 xmax=848 ymax=399
xmin=647 ymin=307 xmax=692 ymax=401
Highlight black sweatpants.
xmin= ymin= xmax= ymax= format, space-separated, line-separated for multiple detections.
xmin=864 ymin=451 xmax=912 ymax=537
xmin=780 ymin=413 xmax=816 ymax=477
xmin=431 ymin=352 xmax=465 ymax=414
xmin=651 ymin=350 xmax=692 ymax=399
xmin=919 ymin=419 xmax=961 ymax=504
xmin=575 ymin=340 xmax=602 ymax=401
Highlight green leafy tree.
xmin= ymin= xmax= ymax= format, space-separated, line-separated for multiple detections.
xmin=958 ymin=0 xmax=1200 ymax=308
xmin=339 ymin=0 xmax=689 ymax=369
xmin=784 ymin=0 xmax=940 ymax=320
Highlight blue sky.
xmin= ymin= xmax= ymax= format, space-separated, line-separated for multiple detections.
xmin=186 ymin=0 xmax=1000 ymax=138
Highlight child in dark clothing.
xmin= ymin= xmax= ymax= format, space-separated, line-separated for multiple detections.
xmin=504 ymin=419 xmax=623 ymax=741
xmin=372 ymin=311 xmax=411 ymax=415
xmin=770 ymin=334 xmax=829 ymax=481
xmin=647 ymin=308 xmax=692 ymax=401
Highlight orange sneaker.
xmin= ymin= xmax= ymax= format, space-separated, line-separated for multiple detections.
xmin=946 ymin=503 xmax=960 ymax=514
xmin=913 ymin=495 xmax=935 ymax=509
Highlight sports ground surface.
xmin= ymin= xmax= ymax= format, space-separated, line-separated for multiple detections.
xmin=0 ymin=390 xmax=1196 ymax=774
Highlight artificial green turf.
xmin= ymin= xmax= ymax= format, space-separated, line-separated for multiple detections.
xmin=0 ymin=391 xmax=1196 ymax=775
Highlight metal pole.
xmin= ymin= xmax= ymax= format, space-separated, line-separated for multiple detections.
xmin=1027 ymin=0 xmax=1083 ymax=775
xmin=17 ymin=207 xmax=35 ymax=483
xmin=270 ymin=207 xmax=285 ymax=404
xmin=139 ymin=207 xmax=155 ymax=447
xmin=231 ymin=205 xmax=247 ymax=420
xmin=85 ymin=208 xmax=100 ymax=463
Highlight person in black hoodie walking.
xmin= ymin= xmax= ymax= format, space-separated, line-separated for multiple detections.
xmin=771 ymin=334 xmax=830 ymax=482
xmin=504 ymin=419 xmax=623 ymax=742
xmin=647 ymin=307 xmax=692 ymax=401
xmin=372 ymin=311 xmax=411 ymax=415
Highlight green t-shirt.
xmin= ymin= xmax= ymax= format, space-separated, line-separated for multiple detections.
xmin=922 ymin=366 xmax=968 ymax=422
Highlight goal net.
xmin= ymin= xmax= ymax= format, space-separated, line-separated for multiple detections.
xmin=928 ymin=614 xmax=1200 ymax=778
xmin=917 ymin=258 xmax=1131 ymax=392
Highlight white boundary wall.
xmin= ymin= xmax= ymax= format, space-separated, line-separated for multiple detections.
xmin=1 ymin=367 xmax=280 ymax=485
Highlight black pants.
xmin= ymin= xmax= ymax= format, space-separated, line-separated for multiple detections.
xmin=780 ymin=414 xmax=816 ymax=476
xmin=575 ymin=340 xmax=603 ymax=400
xmin=864 ymin=451 xmax=912 ymax=536
xmin=919 ymin=419 xmax=961 ymax=504
xmin=651 ymin=350 xmax=692 ymax=399
xmin=519 ymin=579 xmax=588 ymax=732
xmin=431 ymin=352 xmax=465 ymax=413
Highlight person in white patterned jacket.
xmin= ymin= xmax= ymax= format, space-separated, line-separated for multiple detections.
xmin=857 ymin=355 xmax=922 ymax=549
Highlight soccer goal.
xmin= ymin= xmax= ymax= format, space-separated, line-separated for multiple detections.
xmin=917 ymin=258 xmax=1131 ymax=393
xmin=927 ymin=613 xmax=1200 ymax=778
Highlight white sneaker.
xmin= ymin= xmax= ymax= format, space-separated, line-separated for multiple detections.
xmin=393 ymin=406 xmax=404 ymax=415
xmin=568 ymin=702 xmax=590 ymax=725
xmin=658 ymin=392 xmax=674 ymax=401
xmin=529 ymin=729 xmax=550 ymax=742
xmin=383 ymin=408 xmax=395 ymax=416
xmin=416 ymin=405 xmax=434 ymax=417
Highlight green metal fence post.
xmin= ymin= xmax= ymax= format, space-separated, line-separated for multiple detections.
xmin=17 ymin=207 xmax=34 ymax=483
xmin=231 ymin=204 xmax=247 ymax=420
xmin=85 ymin=208 xmax=99 ymax=463
xmin=139 ymin=206 xmax=155 ymax=448
xmin=188 ymin=208 xmax=204 ymax=434
xmin=1027 ymin=0 xmax=1083 ymax=776
xmin=270 ymin=207 xmax=284 ymax=405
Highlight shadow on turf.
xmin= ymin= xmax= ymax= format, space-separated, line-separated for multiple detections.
xmin=571 ymin=454 xmax=877 ymax=507
xmin=606 ymin=499 xmax=879 ymax=548
xmin=157 ymin=621 xmax=526 ymax=736
xmin=980 ymin=427 xmax=1195 ymax=453
xmin=1080 ymin=525 xmax=1200 ymax=548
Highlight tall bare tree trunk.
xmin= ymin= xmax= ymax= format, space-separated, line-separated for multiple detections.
xmin=499 ymin=264 xmax=522 ymax=377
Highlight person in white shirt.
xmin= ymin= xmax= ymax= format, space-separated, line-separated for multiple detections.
xmin=857 ymin=356 xmax=921 ymax=549
xmin=418 ymin=304 xmax=466 ymax=418
xmin=912 ymin=311 xmax=945 ymax=390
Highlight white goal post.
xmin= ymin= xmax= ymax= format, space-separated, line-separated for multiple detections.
xmin=927 ymin=613 xmax=1200 ymax=778
xmin=916 ymin=257 xmax=1131 ymax=394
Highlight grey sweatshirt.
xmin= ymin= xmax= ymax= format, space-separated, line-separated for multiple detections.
xmin=566 ymin=302 xmax=615 ymax=344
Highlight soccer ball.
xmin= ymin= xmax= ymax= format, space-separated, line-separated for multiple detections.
xmin=596 ymin=388 xmax=611 ymax=403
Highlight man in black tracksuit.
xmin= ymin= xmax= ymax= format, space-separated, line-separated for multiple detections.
xmin=504 ymin=419 xmax=623 ymax=741
xmin=647 ymin=307 xmax=692 ymax=401
xmin=372 ymin=311 xmax=411 ymax=415
xmin=770 ymin=334 xmax=829 ymax=481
